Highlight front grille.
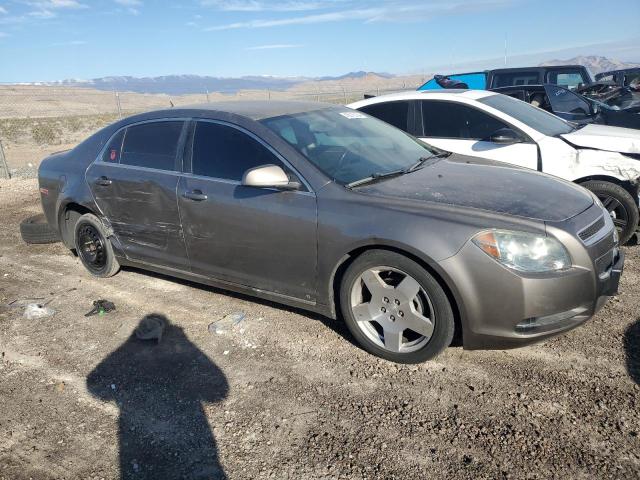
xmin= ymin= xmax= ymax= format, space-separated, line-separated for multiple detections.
xmin=578 ymin=216 xmax=605 ymax=242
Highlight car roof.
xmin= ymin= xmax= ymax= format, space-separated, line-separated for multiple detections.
xmin=144 ymin=100 xmax=336 ymax=121
xmin=489 ymin=65 xmax=586 ymax=73
xmin=348 ymin=89 xmax=497 ymax=107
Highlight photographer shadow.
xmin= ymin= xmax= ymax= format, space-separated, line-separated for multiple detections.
xmin=87 ymin=315 xmax=228 ymax=479
xmin=624 ymin=318 xmax=640 ymax=386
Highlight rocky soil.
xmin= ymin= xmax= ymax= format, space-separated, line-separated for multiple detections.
xmin=0 ymin=178 xmax=638 ymax=479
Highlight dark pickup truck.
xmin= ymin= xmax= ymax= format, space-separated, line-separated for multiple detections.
xmin=418 ymin=65 xmax=592 ymax=91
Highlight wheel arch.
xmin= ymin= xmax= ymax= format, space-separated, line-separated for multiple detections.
xmin=328 ymin=243 xmax=465 ymax=345
xmin=58 ymin=201 xmax=96 ymax=248
xmin=574 ymin=174 xmax=640 ymax=205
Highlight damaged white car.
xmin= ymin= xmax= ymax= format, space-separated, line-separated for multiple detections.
xmin=350 ymin=90 xmax=640 ymax=243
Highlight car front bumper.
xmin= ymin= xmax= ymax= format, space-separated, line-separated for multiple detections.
xmin=439 ymin=215 xmax=622 ymax=350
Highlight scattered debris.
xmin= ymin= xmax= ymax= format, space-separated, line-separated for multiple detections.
xmin=84 ymin=299 xmax=116 ymax=317
xmin=23 ymin=303 xmax=55 ymax=320
xmin=223 ymin=350 xmax=230 ymax=355
xmin=208 ymin=311 xmax=246 ymax=335
xmin=135 ymin=314 xmax=166 ymax=343
xmin=54 ymin=381 xmax=65 ymax=393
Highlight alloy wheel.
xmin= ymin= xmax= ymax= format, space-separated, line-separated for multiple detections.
xmin=350 ymin=266 xmax=435 ymax=353
xmin=599 ymin=194 xmax=629 ymax=233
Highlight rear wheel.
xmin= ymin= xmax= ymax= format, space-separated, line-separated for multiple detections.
xmin=74 ymin=213 xmax=120 ymax=277
xmin=581 ymin=180 xmax=639 ymax=244
xmin=339 ymin=250 xmax=455 ymax=364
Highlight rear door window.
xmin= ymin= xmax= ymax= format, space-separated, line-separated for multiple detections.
xmin=120 ymin=121 xmax=184 ymax=171
xmin=421 ymin=100 xmax=509 ymax=140
xmin=358 ymin=101 xmax=410 ymax=132
xmin=191 ymin=121 xmax=286 ymax=181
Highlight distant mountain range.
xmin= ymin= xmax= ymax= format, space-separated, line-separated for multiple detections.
xmin=539 ymin=55 xmax=640 ymax=75
xmin=20 ymin=71 xmax=394 ymax=95
xmin=14 ymin=56 xmax=639 ymax=95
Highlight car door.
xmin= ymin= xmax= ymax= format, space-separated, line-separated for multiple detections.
xmin=543 ymin=85 xmax=593 ymax=123
xmin=86 ymin=119 xmax=190 ymax=271
xmin=417 ymin=100 xmax=539 ymax=170
xmin=177 ymin=120 xmax=318 ymax=303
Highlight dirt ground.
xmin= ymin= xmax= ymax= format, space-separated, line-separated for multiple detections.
xmin=0 ymin=178 xmax=638 ymax=480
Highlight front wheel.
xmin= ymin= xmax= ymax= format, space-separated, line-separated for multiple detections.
xmin=74 ymin=213 xmax=120 ymax=277
xmin=581 ymin=180 xmax=639 ymax=244
xmin=339 ymin=250 xmax=455 ymax=364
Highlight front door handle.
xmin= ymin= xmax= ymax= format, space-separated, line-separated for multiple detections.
xmin=182 ymin=190 xmax=208 ymax=201
xmin=95 ymin=176 xmax=112 ymax=186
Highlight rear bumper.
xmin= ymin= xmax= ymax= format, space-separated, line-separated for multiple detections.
xmin=439 ymin=228 xmax=623 ymax=351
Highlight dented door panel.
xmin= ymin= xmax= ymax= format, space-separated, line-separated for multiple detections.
xmin=86 ymin=163 xmax=189 ymax=270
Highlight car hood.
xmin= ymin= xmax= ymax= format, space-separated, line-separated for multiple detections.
xmin=355 ymin=155 xmax=593 ymax=222
xmin=561 ymin=124 xmax=640 ymax=154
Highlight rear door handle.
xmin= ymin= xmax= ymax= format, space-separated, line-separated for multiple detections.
xmin=95 ymin=176 xmax=112 ymax=186
xmin=182 ymin=190 xmax=208 ymax=201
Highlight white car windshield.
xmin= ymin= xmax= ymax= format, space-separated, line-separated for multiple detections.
xmin=478 ymin=94 xmax=575 ymax=137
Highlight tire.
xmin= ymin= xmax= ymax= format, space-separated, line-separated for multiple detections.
xmin=20 ymin=214 xmax=60 ymax=244
xmin=74 ymin=213 xmax=120 ymax=278
xmin=581 ymin=180 xmax=639 ymax=245
xmin=339 ymin=250 xmax=455 ymax=364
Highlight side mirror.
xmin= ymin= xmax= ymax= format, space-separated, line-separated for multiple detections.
xmin=591 ymin=103 xmax=600 ymax=115
xmin=488 ymin=127 xmax=522 ymax=145
xmin=242 ymin=164 xmax=301 ymax=191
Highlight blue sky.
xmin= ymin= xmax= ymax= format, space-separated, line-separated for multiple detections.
xmin=0 ymin=0 xmax=639 ymax=82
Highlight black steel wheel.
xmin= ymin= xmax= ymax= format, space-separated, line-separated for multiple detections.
xmin=74 ymin=213 xmax=120 ymax=277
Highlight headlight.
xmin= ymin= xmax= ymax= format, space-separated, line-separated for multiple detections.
xmin=472 ymin=230 xmax=571 ymax=273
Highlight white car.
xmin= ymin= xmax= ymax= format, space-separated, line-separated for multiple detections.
xmin=349 ymin=90 xmax=640 ymax=243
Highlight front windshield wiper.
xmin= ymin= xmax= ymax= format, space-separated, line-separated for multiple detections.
xmin=403 ymin=152 xmax=451 ymax=173
xmin=345 ymin=152 xmax=452 ymax=189
xmin=345 ymin=169 xmax=405 ymax=189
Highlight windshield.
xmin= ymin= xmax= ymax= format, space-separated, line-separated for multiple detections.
xmin=261 ymin=108 xmax=439 ymax=185
xmin=478 ymin=93 xmax=575 ymax=136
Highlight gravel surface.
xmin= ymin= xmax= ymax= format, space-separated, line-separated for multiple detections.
xmin=0 ymin=178 xmax=638 ymax=479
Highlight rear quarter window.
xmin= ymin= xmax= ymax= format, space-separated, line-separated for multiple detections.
xmin=101 ymin=130 xmax=125 ymax=163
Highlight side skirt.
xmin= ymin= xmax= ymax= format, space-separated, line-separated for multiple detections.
xmin=115 ymin=256 xmax=333 ymax=318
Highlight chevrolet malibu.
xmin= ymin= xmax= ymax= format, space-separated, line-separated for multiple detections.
xmin=38 ymin=101 xmax=623 ymax=363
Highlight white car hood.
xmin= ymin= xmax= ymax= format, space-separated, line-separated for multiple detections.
xmin=561 ymin=124 xmax=640 ymax=154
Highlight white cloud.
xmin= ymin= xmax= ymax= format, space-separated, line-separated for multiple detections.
xmin=31 ymin=0 xmax=86 ymax=8
xmin=200 ymin=0 xmax=332 ymax=12
xmin=205 ymin=0 xmax=514 ymax=30
xmin=114 ymin=0 xmax=142 ymax=6
xmin=0 ymin=6 xmax=7 ymax=14
xmin=246 ymin=43 xmax=304 ymax=50
xmin=50 ymin=39 xmax=87 ymax=46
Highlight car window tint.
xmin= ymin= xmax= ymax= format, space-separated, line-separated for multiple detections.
xmin=358 ymin=101 xmax=409 ymax=131
xmin=192 ymin=122 xmax=285 ymax=181
xmin=544 ymin=85 xmax=591 ymax=115
xmin=421 ymin=100 xmax=508 ymax=139
xmin=120 ymin=121 xmax=183 ymax=171
xmin=102 ymin=129 xmax=125 ymax=163
xmin=547 ymin=70 xmax=586 ymax=90
xmin=492 ymin=72 xmax=539 ymax=87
